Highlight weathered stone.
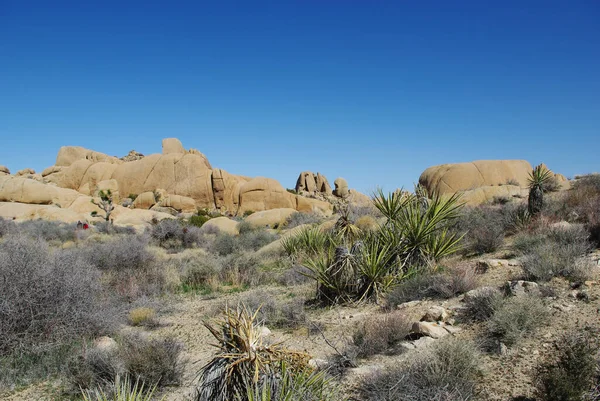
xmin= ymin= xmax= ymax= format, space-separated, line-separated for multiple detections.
xmin=15 ymin=168 xmax=35 ymax=176
xmin=245 ymin=208 xmax=297 ymax=228
xmin=421 ymin=306 xmax=450 ymax=323
xmin=411 ymin=321 xmax=449 ymax=339
xmin=333 ymin=177 xmax=349 ymax=198
xmin=133 ymin=192 xmax=157 ymax=209
xmin=161 ymin=137 xmax=186 ymax=155
xmin=508 ymin=280 xmax=540 ymax=297
xmin=0 ymin=165 xmax=9 ymax=175
xmin=202 ymin=216 xmax=239 ymax=235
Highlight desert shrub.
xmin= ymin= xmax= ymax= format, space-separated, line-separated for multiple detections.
xmin=284 ymin=212 xmax=324 ymax=229
xmin=455 ymin=206 xmax=505 ymax=255
xmin=234 ymin=290 xmax=307 ymax=329
xmin=357 ymin=337 xmax=480 ymax=400
xmin=190 ymin=214 xmax=211 ymax=227
xmin=353 ymin=312 xmax=411 ymax=357
xmin=150 ymin=218 xmax=206 ymax=250
xmin=212 ymin=233 xmax=239 ymax=256
xmin=82 ymin=236 xmax=165 ymax=299
xmin=120 ymin=334 xmax=184 ymax=387
xmin=502 ymin=202 xmax=532 ymax=234
xmin=81 ymin=375 xmax=164 ymax=401
xmin=219 ymin=252 xmax=266 ymax=288
xmin=277 ymin=264 xmax=313 ymax=286
xmin=243 ymin=210 xmax=255 ymax=217
xmin=0 ymin=217 xmax=16 ymax=237
xmin=18 ymin=219 xmax=76 ymax=242
xmin=355 ymin=215 xmax=379 ymax=232
xmin=512 ymin=231 xmax=547 ymax=255
xmin=462 ymin=287 xmax=505 ymax=322
xmin=281 ymin=226 xmax=337 ymax=259
xmin=0 ymin=236 xmax=115 ymax=386
xmin=128 ymin=308 xmax=157 ymax=328
xmin=238 ymin=227 xmax=278 ymax=251
xmin=386 ymin=266 xmax=478 ymax=307
xmin=521 ymin=226 xmax=592 ymax=281
xmin=487 ymin=295 xmax=548 ymax=347
xmin=94 ymin=221 xmax=136 ymax=235
xmin=180 ymin=257 xmax=221 ymax=293
xmin=535 ymin=331 xmax=600 ymax=401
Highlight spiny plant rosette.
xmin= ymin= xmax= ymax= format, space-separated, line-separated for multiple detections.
xmin=527 ymin=164 xmax=553 ymax=216
xmin=194 ymin=304 xmax=311 ymax=401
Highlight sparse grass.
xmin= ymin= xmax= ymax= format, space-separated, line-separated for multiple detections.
xmin=81 ymin=375 xmax=165 ymax=401
xmin=128 ymin=308 xmax=158 ymax=328
xmin=353 ymin=311 xmax=411 ymax=357
xmin=535 ymin=331 xmax=600 ymax=401
xmin=357 ymin=337 xmax=481 ymax=401
xmin=487 ymin=295 xmax=549 ymax=347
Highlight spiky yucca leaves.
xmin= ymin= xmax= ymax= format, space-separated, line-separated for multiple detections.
xmin=528 ymin=164 xmax=553 ymax=216
xmin=81 ymin=375 xmax=164 ymax=401
xmin=333 ymin=202 xmax=362 ymax=245
xmin=238 ymin=361 xmax=343 ymax=401
xmin=195 ymin=305 xmax=311 ymax=401
xmin=281 ymin=226 xmax=338 ymax=260
xmin=372 ymin=188 xmax=411 ymax=222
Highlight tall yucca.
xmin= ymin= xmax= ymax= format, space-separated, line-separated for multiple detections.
xmin=527 ymin=164 xmax=553 ymax=216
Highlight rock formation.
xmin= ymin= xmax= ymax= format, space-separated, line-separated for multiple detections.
xmin=0 ymin=138 xmax=334 ymax=226
xmin=419 ymin=160 xmax=569 ymax=205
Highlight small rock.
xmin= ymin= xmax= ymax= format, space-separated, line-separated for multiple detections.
xmin=552 ymin=303 xmax=572 ymax=312
xmin=543 ymin=333 xmax=552 ymax=339
xmin=585 ymin=281 xmax=596 ymax=287
xmin=499 ymin=342 xmax=509 ymax=355
xmin=421 ymin=306 xmax=450 ymax=322
xmin=94 ymin=336 xmax=118 ymax=353
xmin=533 ymin=350 xmax=540 ymax=355
xmin=308 ymin=358 xmax=329 ymax=369
xmin=412 ymin=321 xmax=449 ymax=339
xmin=464 ymin=286 xmax=498 ymax=303
xmin=398 ymin=341 xmax=416 ymax=351
xmin=508 ymin=280 xmax=541 ymax=297
xmin=397 ymin=300 xmax=422 ymax=309
xmin=444 ymin=325 xmax=462 ymax=334
xmin=259 ymin=326 xmax=272 ymax=338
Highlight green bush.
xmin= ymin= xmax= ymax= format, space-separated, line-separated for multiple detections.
xmin=190 ymin=215 xmax=211 ymax=227
xmin=284 ymin=212 xmax=324 ymax=229
xmin=81 ymin=375 xmax=164 ymax=401
xmin=455 ymin=206 xmax=505 ymax=255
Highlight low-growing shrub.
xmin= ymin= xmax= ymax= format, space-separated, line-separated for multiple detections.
xmin=150 ymin=219 xmax=207 ymax=250
xmin=238 ymin=227 xmax=278 ymax=251
xmin=233 ymin=290 xmax=307 ymax=329
xmin=357 ymin=337 xmax=481 ymax=401
xmin=219 ymin=252 xmax=266 ymax=288
xmin=212 ymin=233 xmax=238 ymax=256
xmin=19 ymin=219 xmax=76 ymax=242
xmin=189 ymin=214 xmax=211 ymax=227
xmin=353 ymin=312 xmax=411 ymax=357
xmin=94 ymin=221 xmax=136 ymax=235
xmin=120 ymin=334 xmax=184 ymax=387
xmin=455 ymin=206 xmax=505 ymax=255
xmin=284 ymin=212 xmax=325 ymax=229
xmin=487 ymin=295 xmax=548 ymax=347
xmin=386 ymin=266 xmax=478 ymax=307
xmin=81 ymin=375 xmax=164 ymax=401
xmin=462 ymin=287 xmax=505 ymax=322
xmin=535 ymin=331 xmax=600 ymax=401
xmin=180 ymin=257 xmax=221 ymax=293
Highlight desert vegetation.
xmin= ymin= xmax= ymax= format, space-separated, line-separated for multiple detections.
xmin=1 ymin=172 xmax=599 ymax=401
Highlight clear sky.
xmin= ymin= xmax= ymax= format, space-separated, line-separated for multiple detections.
xmin=1 ymin=1 xmax=599 ymax=193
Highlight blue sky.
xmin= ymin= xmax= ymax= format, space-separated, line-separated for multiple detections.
xmin=1 ymin=1 xmax=599 ymax=193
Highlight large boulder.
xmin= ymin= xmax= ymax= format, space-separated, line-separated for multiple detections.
xmin=460 ymin=185 xmax=528 ymax=205
xmin=133 ymin=192 xmax=157 ymax=209
xmin=202 ymin=216 xmax=239 ymax=235
xmin=238 ymin=177 xmax=296 ymax=214
xmin=295 ymin=171 xmax=332 ymax=195
xmin=0 ymin=176 xmax=82 ymax=207
xmin=15 ymin=168 xmax=35 ymax=177
xmin=333 ymin=177 xmax=349 ymax=198
xmin=419 ymin=160 xmax=533 ymax=196
xmin=211 ymin=168 xmax=250 ymax=212
xmin=245 ymin=208 xmax=297 ymax=228
xmin=0 ymin=165 xmax=9 ymax=175
xmin=161 ymin=194 xmax=197 ymax=213
xmin=295 ymin=196 xmax=333 ymax=215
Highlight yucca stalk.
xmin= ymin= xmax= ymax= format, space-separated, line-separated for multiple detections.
xmin=81 ymin=375 xmax=163 ymax=401
xmin=527 ymin=164 xmax=553 ymax=216
xmin=195 ymin=305 xmax=311 ymax=401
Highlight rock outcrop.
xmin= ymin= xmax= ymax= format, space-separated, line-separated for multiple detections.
xmin=294 ymin=171 xmax=371 ymax=209
xmin=419 ymin=160 xmax=568 ymax=205
xmin=0 ymin=165 xmax=10 ymax=175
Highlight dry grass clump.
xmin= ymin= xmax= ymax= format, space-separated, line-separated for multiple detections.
xmin=150 ymin=219 xmax=208 ymax=251
xmin=355 ymin=215 xmax=379 ymax=232
xmin=284 ymin=212 xmax=325 ymax=229
xmin=534 ymin=330 xmax=600 ymax=401
xmin=353 ymin=311 xmax=411 ymax=357
xmin=128 ymin=308 xmax=158 ymax=328
xmin=194 ymin=305 xmax=313 ymax=401
xmin=357 ymin=337 xmax=481 ymax=401
xmin=232 ymin=290 xmax=308 ymax=329
xmin=487 ymin=295 xmax=549 ymax=347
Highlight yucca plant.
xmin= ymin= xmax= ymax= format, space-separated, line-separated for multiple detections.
xmin=81 ymin=375 xmax=164 ymax=401
xmin=372 ymin=187 xmax=411 ymax=222
xmin=303 ymin=246 xmax=360 ymax=304
xmin=528 ymin=164 xmax=553 ymax=216
xmin=281 ymin=226 xmax=337 ymax=260
xmin=355 ymin=235 xmax=398 ymax=303
xmin=195 ymin=304 xmax=311 ymax=401
xmin=333 ymin=202 xmax=362 ymax=245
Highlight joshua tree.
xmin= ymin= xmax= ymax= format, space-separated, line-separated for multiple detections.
xmin=91 ymin=189 xmax=115 ymax=221
xmin=527 ymin=164 xmax=552 ymax=216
